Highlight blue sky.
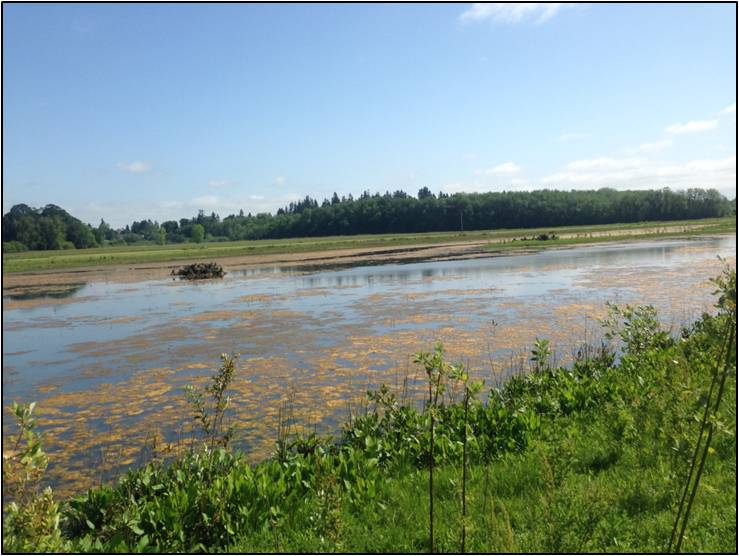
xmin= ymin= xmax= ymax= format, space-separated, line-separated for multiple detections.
xmin=2 ymin=3 xmax=736 ymax=227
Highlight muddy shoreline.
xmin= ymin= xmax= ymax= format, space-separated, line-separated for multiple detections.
xmin=3 ymin=228 xmax=732 ymax=298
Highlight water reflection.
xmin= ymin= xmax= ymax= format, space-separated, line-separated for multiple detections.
xmin=2 ymin=237 xmax=735 ymax=401
xmin=1 ymin=236 xmax=735 ymax=496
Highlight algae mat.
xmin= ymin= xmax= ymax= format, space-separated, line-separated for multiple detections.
xmin=2 ymin=236 xmax=735 ymax=497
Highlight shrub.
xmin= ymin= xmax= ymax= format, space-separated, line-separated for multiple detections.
xmin=2 ymin=240 xmax=28 ymax=252
xmin=2 ymin=402 xmax=67 ymax=553
xmin=184 ymin=353 xmax=238 ymax=449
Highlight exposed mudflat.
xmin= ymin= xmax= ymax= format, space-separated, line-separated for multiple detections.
xmin=1 ymin=222 xmax=719 ymax=301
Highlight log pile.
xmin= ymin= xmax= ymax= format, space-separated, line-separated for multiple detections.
xmin=171 ymin=262 xmax=225 ymax=280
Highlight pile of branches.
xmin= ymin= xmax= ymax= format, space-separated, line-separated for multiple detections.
xmin=512 ymin=232 xmax=560 ymax=242
xmin=171 ymin=262 xmax=225 ymax=280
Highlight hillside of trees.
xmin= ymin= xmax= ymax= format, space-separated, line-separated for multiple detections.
xmin=2 ymin=188 xmax=734 ymax=251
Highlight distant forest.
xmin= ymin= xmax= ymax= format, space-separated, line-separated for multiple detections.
xmin=2 ymin=187 xmax=735 ymax=252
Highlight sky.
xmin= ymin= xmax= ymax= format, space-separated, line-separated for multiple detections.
xmin=2 ymin=2 xmax=737 ymax=227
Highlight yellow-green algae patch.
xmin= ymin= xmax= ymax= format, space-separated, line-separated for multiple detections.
xmin=3 ymin=246 xmax=735 ymax=498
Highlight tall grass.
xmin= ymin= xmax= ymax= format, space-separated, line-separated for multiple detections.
xmin=668 ymin=266 xmax=737 ymax=553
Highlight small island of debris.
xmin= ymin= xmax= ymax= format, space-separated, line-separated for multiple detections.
xmin=171 ymin=262 xmax=225 ymax=280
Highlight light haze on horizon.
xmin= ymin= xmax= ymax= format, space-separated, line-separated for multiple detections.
xmin=2 ymin=2 xmax=737 ymax=227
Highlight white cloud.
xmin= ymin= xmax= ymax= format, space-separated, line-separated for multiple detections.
xmin=97 ymin=192 xmax=302 ymax=226
xmin=117 ymin=161 xmax=151 ymax=174
xmin=461 ymin=152 xmax=477 ymax=161
xmin=190 ymin=195 xmax=222 ymax=208
xmin=207 ymin=179 xmax=230 ymax=188
xmin=273 ymin=176 xmax=286 ymax=187
xmin=460 ymin=3 xmax=566 ymax=25
xmin=721 ymin=103 xmax=736 ymax=115
xmin=484 ymin=162 xmax=523 ymax=176
xmin=440 ymin=182 xmax=466 ymax=193
xmin=564 ymin=157 xmax=644 ymax=171
xmin=653 ymin=157 xmax=737 ymax=179
xmin=638 ymin=139 xmax=673 ymax=153
xmin=541 ymin=155 xmax=736 ymax=190
xmin=439 ymin=178 xmax=531 ymax=195
xmin=665 ymin=120 xmax=718 ymax=135
xmin=558 ymin=132 xmax=589 ymax=142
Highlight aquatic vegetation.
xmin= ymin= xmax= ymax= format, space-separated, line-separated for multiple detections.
xmin=2 ymin=240 xmax=734 ymax=507
xmin=2 ymin=269 xmax=736 ymax=552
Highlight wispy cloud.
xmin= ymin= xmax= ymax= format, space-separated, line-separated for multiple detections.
xmin=460 ymin=3 xmax=566 ymax=25
xmin=638 ymin=139 xmax=673 ymax=153
xmin=207 ymin=179 xmax=231 ymax=188
xmin=440 ymin=182 xmax=466 ymax=193
xmin=482 ymin=162 xmax=523 ymax=176
xmin=541 ymin=155 xmax=736 ymax=190
xmin=721 ymin=103 xmax=736 ymax=115
xmin=74 ymin=195 xmax=257 ymax=228
xmin=117 ymin=161 xmax=151 ymax=174
xmin=563 ymin=157 xmax=645 ymax=172
xmin=440 ymin=178 xmax=531 ymax=195
xmin=273 ymin=176 xmax=286 ymax=187
xmin=558 ymin=132 xmax=589 ymax=142
xmin=190 ymin=195 xmax=222 ymax=208
xmin=665 ymin=120 xmax=718 ymax=135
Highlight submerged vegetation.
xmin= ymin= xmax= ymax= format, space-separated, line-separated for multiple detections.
xmin=2 ymin=267 xmax=736 ymax=553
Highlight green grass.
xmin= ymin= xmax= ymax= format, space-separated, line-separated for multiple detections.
xmin=231 ymin=446 xmax=735 ymax=553
xmin=3 ymin=217 xmax=734 ymax=273
xmin=483 ymin=218 xmax=735 ymax=252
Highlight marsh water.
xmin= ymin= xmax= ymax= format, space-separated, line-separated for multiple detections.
xmin=2 ymin=236 xmax=736 ymax=496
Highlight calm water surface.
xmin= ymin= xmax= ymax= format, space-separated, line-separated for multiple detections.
xmin=1 ymin=236 xmax=735 ymax=495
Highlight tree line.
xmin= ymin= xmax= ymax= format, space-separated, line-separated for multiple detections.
xmin=2 ymin=187 xmax=734 ymax=252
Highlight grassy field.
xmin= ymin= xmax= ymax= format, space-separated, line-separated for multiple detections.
xmin=2 ymin=217 xmax=735 ymax=273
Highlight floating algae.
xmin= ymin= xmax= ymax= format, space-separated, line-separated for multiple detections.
xmin=2 ymin=236 xmax=735 ymax=498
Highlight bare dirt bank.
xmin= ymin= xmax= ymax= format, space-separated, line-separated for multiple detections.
xmin=1 ymin=240 xmax=487 ymax=289
xmin=2 ymin=224 xmax=730 ymax=295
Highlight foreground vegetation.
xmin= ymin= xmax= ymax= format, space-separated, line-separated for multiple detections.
xmin=3 ymin=216 xmax=735 ymax=273
xmin=3 ymin=268 xmax=736 ymax=553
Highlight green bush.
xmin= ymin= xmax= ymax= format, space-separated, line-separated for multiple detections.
xmin=2 ymin=240 xmax=28 ymax=252
xmin=2 ymin=402 xmax=67 ymax=553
